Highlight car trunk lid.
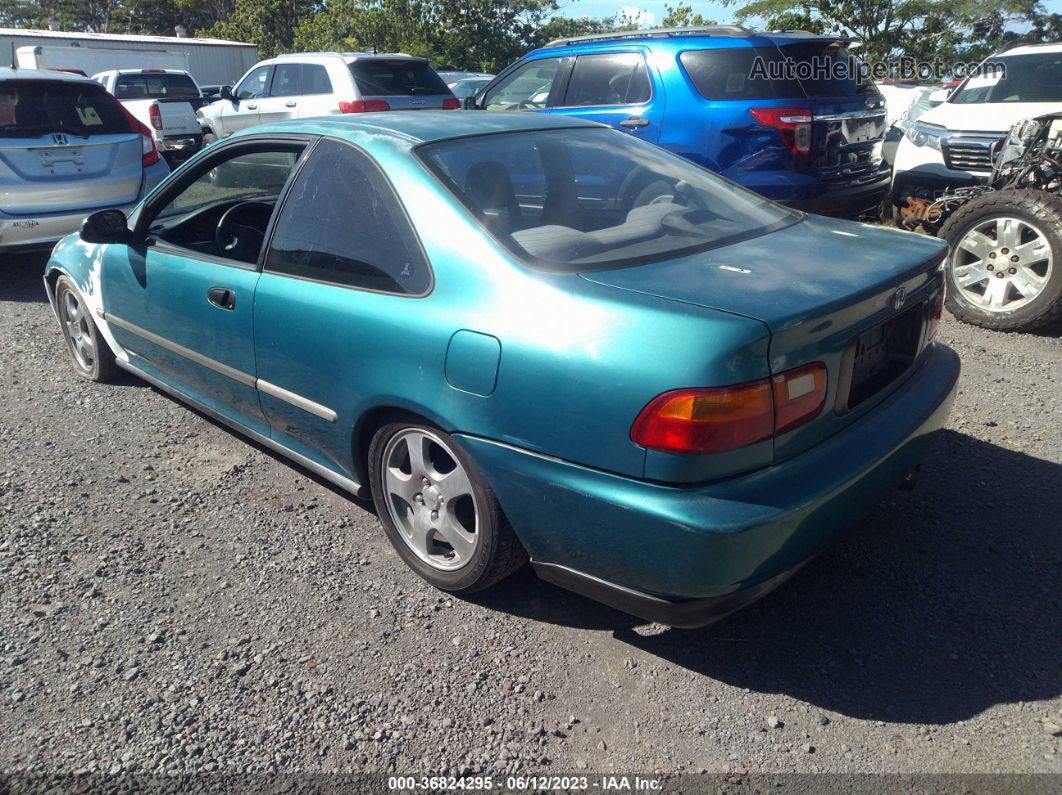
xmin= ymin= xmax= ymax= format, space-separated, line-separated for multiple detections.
xmin=580 ymin=214 xmax=947 ymax=459
xmin=0 ymin=132 xmax=143 ymax=214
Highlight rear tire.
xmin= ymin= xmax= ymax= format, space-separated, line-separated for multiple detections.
xmin=54 ymin=276 xmax=118 ymax=383
xmin=939 ymin=189 xmax=1062 ymax=332
xmin=368 ymin=420 xmax=526 ymax=594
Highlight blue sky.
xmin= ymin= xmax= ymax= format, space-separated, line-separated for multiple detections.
xmin=555 ymin=0 xmax=1062 ymax=27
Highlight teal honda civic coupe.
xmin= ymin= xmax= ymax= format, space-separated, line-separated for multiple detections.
xmin=45 ymin=112 xmax=959 ymax=627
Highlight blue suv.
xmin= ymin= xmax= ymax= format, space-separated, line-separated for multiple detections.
xmin=469 ymin=26 xmax=889 ymax=217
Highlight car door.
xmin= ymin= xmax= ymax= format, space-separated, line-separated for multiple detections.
xmin=546 ymin=51 xmax=663 ymax=144
xmin=253 ymin=137 xmax=433 ymax=478
xmin=296 ymin=63 xmax=337 ymax=119
xmin=98 ymin=137 xmax=309 ymax=435
xmin=256 ymin=61 xmax=301 ymax=125
xmin=215 ymin=64 xmax=271 ymax=135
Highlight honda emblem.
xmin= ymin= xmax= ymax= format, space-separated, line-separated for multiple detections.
xmin=52 ymin=132 xmax=68 ymax=145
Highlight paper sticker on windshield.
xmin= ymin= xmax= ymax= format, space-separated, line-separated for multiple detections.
xmin=75 ymin=104 xmax=103 ymax=126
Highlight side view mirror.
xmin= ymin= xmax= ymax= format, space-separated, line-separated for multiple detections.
xmin=80 ymin=209 xmax=131 ymax=245
xmin=463 ymin=95 xmax=478 ymax=110
xmin=220 ymin=85 xmax=234 ymax=101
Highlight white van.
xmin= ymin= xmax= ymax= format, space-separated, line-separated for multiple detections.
xmin=892 ymin=42 xmax=1062 ymax=205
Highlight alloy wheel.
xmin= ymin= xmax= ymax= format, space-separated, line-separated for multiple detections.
xmin=951 ymin=215 xmax=1053 ymax=313
xmin=60 ymin=289 xmax=95 ymax=372
xmin=380 ymin=429 xmax=479 ymax=571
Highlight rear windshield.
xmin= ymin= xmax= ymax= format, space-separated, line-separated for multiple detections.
xmin=113 ymin=72 xmax=200 ymax=100
xmin=680 ymin=42 xmax=877 ymax=100
xmin=418 ymin=127 xmax=796 ymax=272
xmin=951 ymin=52 xmax=1062 ymax=104
xmin=0 ymin=80 xmax=129 ymax=137
xmin=348 ymin=59 xmax=450 ymax=96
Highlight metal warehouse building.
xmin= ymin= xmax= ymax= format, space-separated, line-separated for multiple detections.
xmin=0 ymin=28 xmax=257 ymax=85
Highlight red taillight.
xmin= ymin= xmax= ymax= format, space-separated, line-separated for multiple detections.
xmin=442 ymin=98 xmax=460 ymax=110
xmin=749 ymin=107 xmax=813 ymax=156
xmin=118 ymin=103 xmax=160 ymax=167
xmin=631 ymin=363 xmax=829 ymax=455
xmin=771 ymin=362 xmax=828 ymax=434
xmin=338 ymin=100 xmax=390 ymax=113
xmin=928 ymin=290 xmax=944 ymax=341
xmin=148 ymin=101 xmax=163 ymax=131
xmin=630 ymin=381 xmax=774 ymax=455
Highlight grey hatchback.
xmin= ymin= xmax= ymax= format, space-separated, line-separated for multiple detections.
xmin=0 ymin=68 xmax=169 ymax=255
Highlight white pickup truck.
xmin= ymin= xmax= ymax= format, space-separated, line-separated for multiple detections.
xmin=93 ymin=69 xmax=207 ymax=165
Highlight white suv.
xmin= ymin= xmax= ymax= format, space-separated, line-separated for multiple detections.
xmin=198 ymin=52 xmax=459 ymax=139
xmin=893 ymin=43 xmax=1062 ymax=205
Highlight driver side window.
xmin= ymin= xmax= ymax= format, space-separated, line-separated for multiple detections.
xmin=148 ymin=147 xmax=302 ymax=265
xmin=235 ymin=66 xmax=272 ymax=100
xmin=483 ymin=58 xmax=565 ymax=111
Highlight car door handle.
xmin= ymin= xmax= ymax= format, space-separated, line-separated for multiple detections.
xmin=246 ymin=103 xmax=258 ymax=110
xmin=207 ymin=287 xmax=236 ymax=310
xmin=284 ymin=101 xmax=297 ymax=108
xmin=620 ymin=117 xmax=649 ymax=128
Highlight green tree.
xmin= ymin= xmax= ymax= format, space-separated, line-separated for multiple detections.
xmin=201 ymin=0 xmax=310 ymax=56
xmin=660 ymin=3 xmax=716 ymax=27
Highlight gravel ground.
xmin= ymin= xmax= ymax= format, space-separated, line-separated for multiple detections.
xmin=1 ymin=252 xmax=1060 ymax=780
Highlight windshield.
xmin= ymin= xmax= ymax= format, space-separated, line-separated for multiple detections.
xmin=951 ymin=52 xmax=1062 ymax=104
xmin=0 ymin=80 xmax=129 ymax=137
xmin=114 ymin=72 xmax=200 ymax=100
xmin=418 ymin=127 xmax=797 ymax=271
xmin=348 ymin=59 xmax=450 ymax=96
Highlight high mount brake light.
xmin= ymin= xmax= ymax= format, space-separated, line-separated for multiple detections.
xmin=749 ymin=107 xmax=813 ymax=156
xmin=631 ymin=363 xmax=828 ymax=455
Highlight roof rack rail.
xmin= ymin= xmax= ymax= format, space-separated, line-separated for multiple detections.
xmin=544 ymin=25 xmax=755 ymax=48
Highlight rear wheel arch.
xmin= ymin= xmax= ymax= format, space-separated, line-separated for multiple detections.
xmin=351 ymin=404 xmax=456 ymax=489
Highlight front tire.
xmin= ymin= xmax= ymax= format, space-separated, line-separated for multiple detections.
xmin=940 ymin=189 xmax=1062 ymax=331
xmin=368 ymin=421 xmax=526 ymax=594
xmin=54 ymin=276 xmax=118 ymax=383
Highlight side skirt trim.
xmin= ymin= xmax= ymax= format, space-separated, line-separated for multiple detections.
xmin=116 ymin=356 xmax=364 ymax=499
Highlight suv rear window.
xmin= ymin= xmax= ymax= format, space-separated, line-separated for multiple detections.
xmin=348 ymin=59 xmax=449 ymax=96
xmin=0 ymin=80 xmax=130 ymax=137
xmin=114 ymin=73 xmax=199 ymax=100
xmin=680 ymin=42 xmax=876 ymax=100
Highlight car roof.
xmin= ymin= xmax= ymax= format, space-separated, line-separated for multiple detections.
xmin=533 ymin=26 xmax=854 ymax=54
xmin=0 ymin=66 xmax=96 ymax=83
xmin=244 ymin=110 xmax=602 ymax=146
xmin=995 ymin=42 xmax=1062 ymax=57
xmin=266 ymin=51 xmax=424 ymax=64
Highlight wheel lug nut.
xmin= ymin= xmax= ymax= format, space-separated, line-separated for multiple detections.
xmin=1011 ymin=255 xmax=1019 ymax=262
xmin=1009 ymin=267 xmax=1016 ymax=274
xmin=987 ymin=264 xmax=994 ymax=271
xmin=1001 ymin=247 xmax=1009 ymax=254
xmin=422 ymin=478 xmax=430 ymax=487
xmin=414 ymin=493 xmax=424 ymax=504
xmin=989 ymin=252 xmax=996 ymax=258
xmin=430 ymin=510 xmax=438 ymax=520
xmin=996 ymin=271 xmax=1005 ymax=278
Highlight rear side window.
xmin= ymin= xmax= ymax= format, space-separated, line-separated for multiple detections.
xmin=348 ymin=59 xmax=449 ymax=97
xmin=265 ymin=139 xmax=431 ymax=295
xmin=302 ymin=64 xmax=333 ymax=95
xmin=680 ymin=43 xmax=875 ymax=100
xmin=562 ymin=53 xmax=651 ymax=107
xmin=0 ymin=80 xmax=129 ymax=137
xmin=270 ymin=63 xmax=301 ymax=97
xmin=114 ymin=72 xmax=199 ymax=99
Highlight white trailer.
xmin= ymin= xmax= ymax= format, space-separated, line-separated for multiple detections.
xmin=16 ymin=45 xmax=190 ymax=75
xmin=0 ymin=28 xmax=256 ymax=86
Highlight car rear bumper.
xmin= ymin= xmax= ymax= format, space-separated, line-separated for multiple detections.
xmin=456 ymin=343 xmax=960 ymax=627
xmin=778 ymin=172 xmax=891 ymax=217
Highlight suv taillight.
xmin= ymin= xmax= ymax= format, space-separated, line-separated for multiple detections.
xmin=148 ymin=101 xmax=163 ymax=130
xmin=339 ymin=100 xmax=390 ymax=113
xmin=928 ymin=289 xmax=944 ymax=341
xmin=631 ymin=363 xmax=828 ymax=455
xmin=442 ymin=98 xmax=460 ymax=109
xmin=118 ymin=104 xmax=160 ymax=167
xmin=749 ymin=107 xmax=813 ymax=156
